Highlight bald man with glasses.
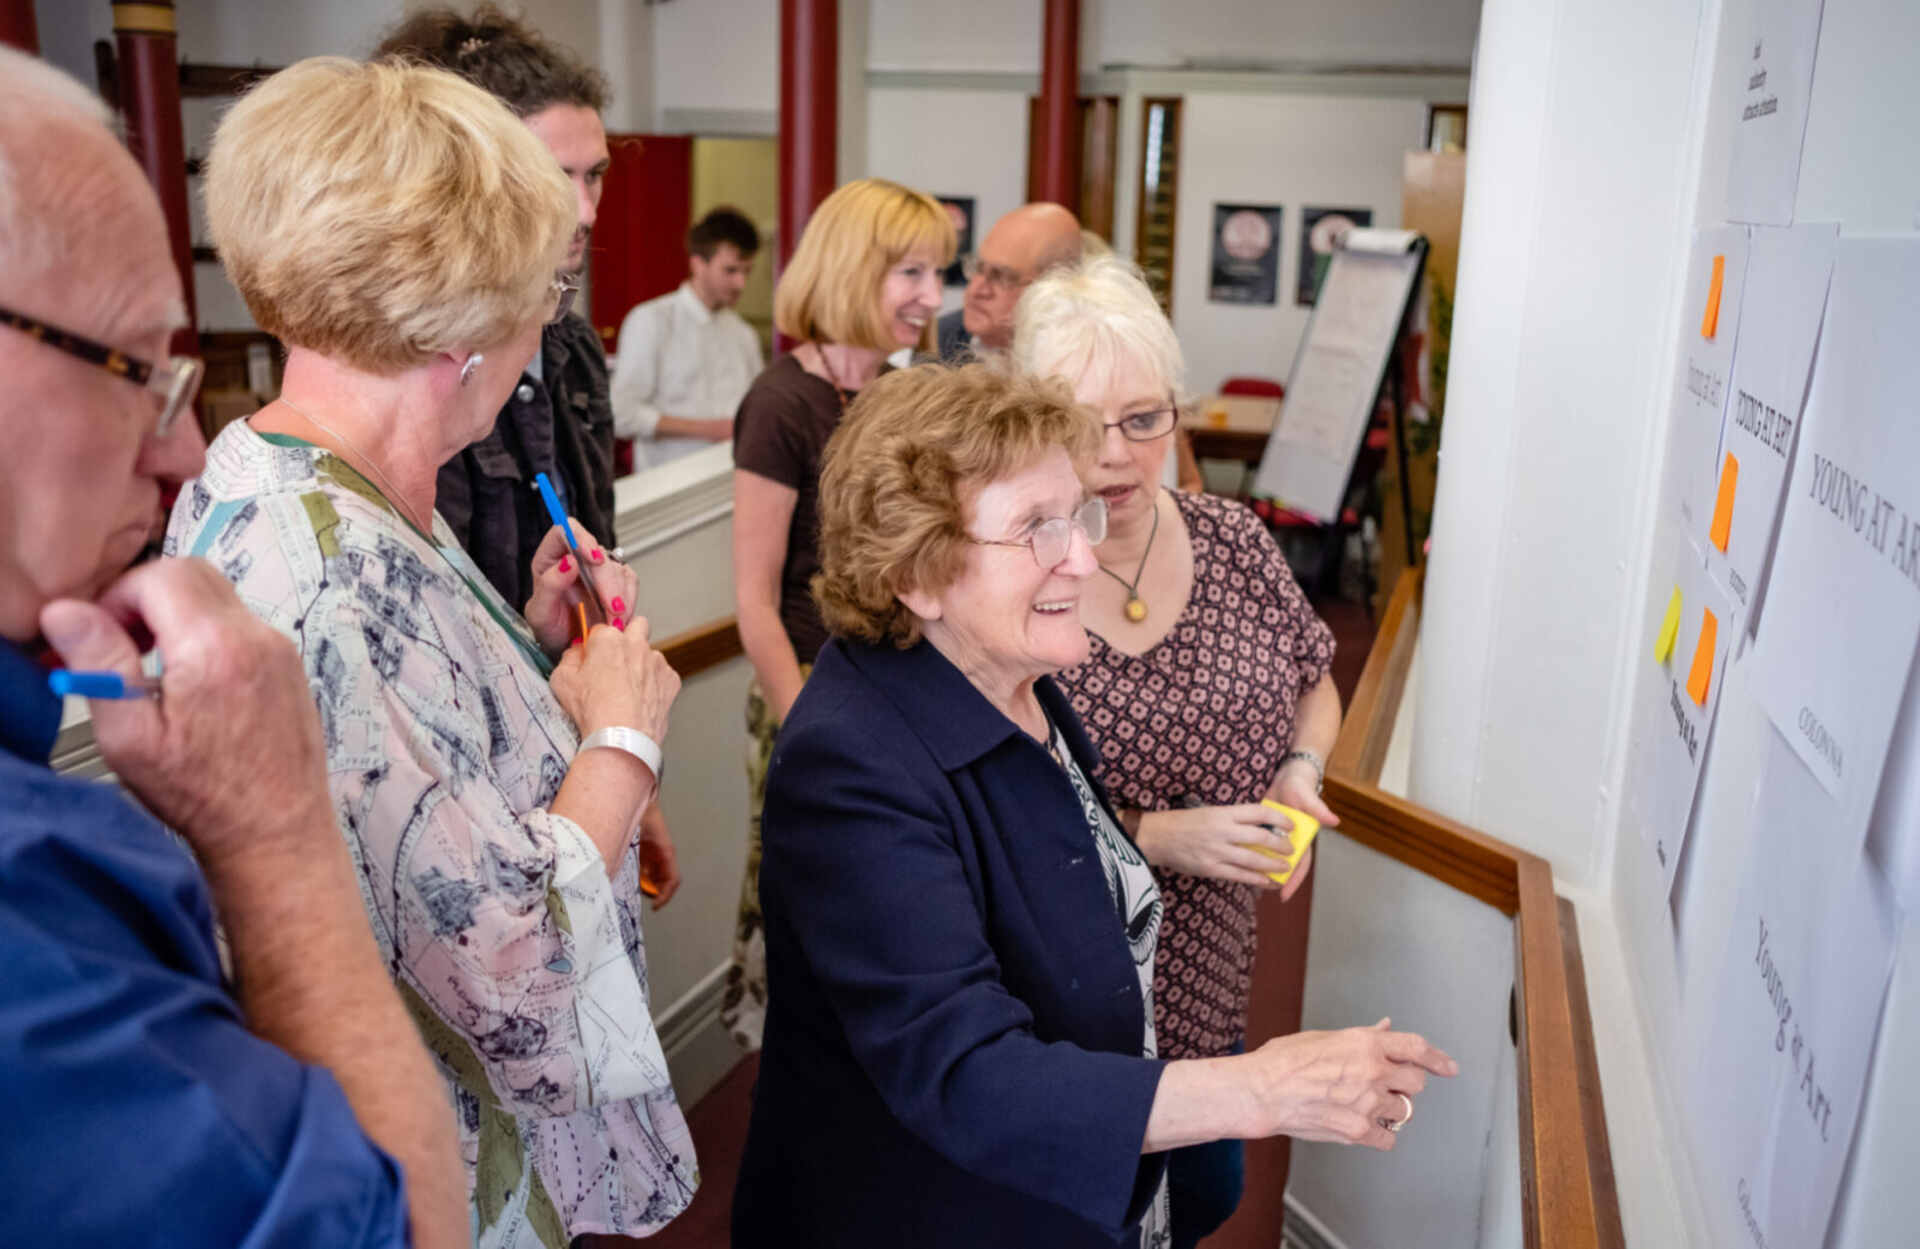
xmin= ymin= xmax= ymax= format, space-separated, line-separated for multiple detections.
xmin=0 ymin=48 xmax=464 ymax=1249
xmin=937 ymin=202 xmax=1084 ymax=362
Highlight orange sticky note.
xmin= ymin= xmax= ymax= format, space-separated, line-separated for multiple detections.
xmin=1701 ymin=254 xmax=1725 ymax=339
xmin=1709 ymin=452 xmax=1739 ymax=552
xmin=1686 ymin=608 xmax=1718 ymax=707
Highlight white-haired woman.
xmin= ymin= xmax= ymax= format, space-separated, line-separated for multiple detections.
xmin=170 ymin=58 xmax=695 ymax=1247
xmin=1014 ymin=256 xmax=1345 ymax=1248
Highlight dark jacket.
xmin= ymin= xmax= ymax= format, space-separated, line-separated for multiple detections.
xmin=935 ymin=307 xmax=974 ymax=363
xmin=435 ymin=313 xmax=618 ymax=611
xmin=733 ymin=638 xmax=1169 ymax=1249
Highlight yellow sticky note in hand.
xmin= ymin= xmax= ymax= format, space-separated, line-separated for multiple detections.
xmin=1250 ymin=799 xmax=1321 ymax=885
xmin=1655 ymin=586 xmax=1683 ymax=664
xmin=1686 ymin=608 xmax=1718 ymax=707
xmin=1702 ymin=254 xmax=1725 ymax=339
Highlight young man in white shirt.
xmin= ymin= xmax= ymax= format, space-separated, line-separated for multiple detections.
xmin=611 ymin=207 xmax=765 ymax=471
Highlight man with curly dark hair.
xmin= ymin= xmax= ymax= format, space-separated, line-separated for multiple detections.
xmin=373 ymin=6 xmax=617 ymax=608
xmin=375 ymin=8 xmax=684 ymax=921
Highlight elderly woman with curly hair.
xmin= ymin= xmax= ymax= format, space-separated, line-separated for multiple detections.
xmin=731 ymin=364 xmax=1456 ymax=1249
xmin=169 ymin=58 xmax=694 ymax=1248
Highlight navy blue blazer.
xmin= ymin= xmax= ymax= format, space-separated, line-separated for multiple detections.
xmin=733 ymin=638 xmax=1170 ymax=1248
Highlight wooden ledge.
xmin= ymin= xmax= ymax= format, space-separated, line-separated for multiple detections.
xmin=658 ymin=617 xmax=743 ymax=680
xmin=1320 ymin=566 xmax=1618 ymax=1247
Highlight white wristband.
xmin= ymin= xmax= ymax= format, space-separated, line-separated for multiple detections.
xmin=578 ymin=726 xmax=664 ymax=781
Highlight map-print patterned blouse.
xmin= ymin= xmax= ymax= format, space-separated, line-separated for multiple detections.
xmin=1055 ymin=489 xmax=1335 ymax=1061
xmin=168 ymin=422 xmax=697 ymax=1248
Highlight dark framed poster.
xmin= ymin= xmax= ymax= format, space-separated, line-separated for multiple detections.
xmin=1297 ymin=206 xmax=1373 ymax=306
xmin=1208 ymin=203 xmax=1282 ymax=305
xmin=937 ymin=196 xmax=975 ymax=287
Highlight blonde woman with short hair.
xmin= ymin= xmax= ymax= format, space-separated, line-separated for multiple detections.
xmin=170 ymin=57 xmax=696 ymax=1247
xmin=722 ymin=177 xmax=955 ymax=1050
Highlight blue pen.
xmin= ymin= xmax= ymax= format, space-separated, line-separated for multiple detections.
xmin=532 ymin=472 xmax=610 ymax=623
xmin=49 ymin=670 xmax=161 ymax=700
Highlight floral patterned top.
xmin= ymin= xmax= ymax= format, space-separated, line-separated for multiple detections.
xmin=1054 ymin=489 xmax=1335 ymax=1061
xmin=167 ymin=423 xmax=697 ymax=1248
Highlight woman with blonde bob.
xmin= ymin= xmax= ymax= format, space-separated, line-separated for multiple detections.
xmin=732 ymin=364 xmax=1457 ymax=1249
xmin=1016 ymin=255 xmax=1349 ymax=1246
xmin=170 ymin=58 xmax=697 ymax=1247
xmin=722 ymin=176 xmax=954 ymax=1050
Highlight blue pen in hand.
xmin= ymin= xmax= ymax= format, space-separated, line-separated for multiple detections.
xmin=533 ymin=472 xmax=610 ymax=624
xmin=48 ymin=670 xmax=161 ymax=700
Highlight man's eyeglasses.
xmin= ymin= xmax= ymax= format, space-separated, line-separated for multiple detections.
xmin=969 ymin=496 xmax=1108 ymax=569
xmin=548 ymin=272 xmax=582 ymax=324
xmin=1101 ymin=407 xmax=1179 ymax=442
xmin=0 ymin=306 xmax=203 ymax=440
xmin=960 ymin=254 xmax=1029 ymax=294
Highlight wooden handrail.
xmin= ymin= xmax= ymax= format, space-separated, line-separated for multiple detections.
xmin=1327 ymin=563 xmax=1422 ymax=783
xmin=1325 ymin=567 xmax=1621 ymax=1249
xmin=658 ymin=616 xmax=744 ymax=680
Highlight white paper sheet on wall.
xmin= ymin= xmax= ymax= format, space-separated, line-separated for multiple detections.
xmin=1668 ymin=226 xmax=1750 ymax=529
xmin=1725 ymin=0 xmax=1827 ymax=224
xmin=1254 ymin=243 xmax=1421 ymax=521
xmin=1629 ymin=537 xmax=1742 ymax=894
xmin=1702 ymin=223 xmax=1838 ymax=624
xmin=1750 ymin=237 xmax=1920 ymax=810
xmin=1684 ymin=728 xmax=1896 ymax=1249
xmin=1864 ymin=665 xmax=1920 ymax=919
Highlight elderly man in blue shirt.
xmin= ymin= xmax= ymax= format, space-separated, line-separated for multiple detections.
xmin=0 ymin=48 xmax=466 ymax=1248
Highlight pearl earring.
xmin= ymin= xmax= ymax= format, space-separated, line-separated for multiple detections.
xmin=460 ymin=353 xmax=485 ymax=386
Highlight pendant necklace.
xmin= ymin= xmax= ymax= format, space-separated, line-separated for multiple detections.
xmin=815 ymin=343 xmax=857 ymax=412
xmin=1097 ymin=492 xmax=1160 ymax=623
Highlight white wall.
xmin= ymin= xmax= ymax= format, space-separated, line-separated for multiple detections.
xmin=1292 ymin=839 xmax=1515 ymax=1249
xmin=1170 ymin=92 xmax=1426 ymax=396
xmin=1290 ymin=646 xmax=1520 ymax=1248
xmin=612 ymin=457 xmax=756 ymax=1106
xmin=652 ymin=0 xmax=777 ymax=128
xmin=1096 ymin=0 xmax=1482 ymax=69
xmin=868 ymin=0 xmax=1043 ymax=73
xmin=866 ymin=0 xmax=1484 ymax=73
xmin=1410 ymin=0 xmax=1703 ymax=884
xmin=864 ymin=85 xmax=1032 ymax=266
xmin=1415 ymin=0 xmax=1920 ymax=1245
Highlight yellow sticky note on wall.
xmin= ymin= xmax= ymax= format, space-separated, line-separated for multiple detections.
xmin=1710 ymin=452 xmax=1739 ymax=552
xmin=1701 ymin=254 xmax=1725 ymax=339
xmin=1686 ymin=608 xmax=1718 ymax=706
xmin=1655 ymin=586 xmax=1683 ymax=663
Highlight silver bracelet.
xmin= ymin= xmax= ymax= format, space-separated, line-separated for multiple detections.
xmin=577 ymin=726 xmax=664 ymax=781
xmin=1280 ymin=748 xmax=1325 ymax=794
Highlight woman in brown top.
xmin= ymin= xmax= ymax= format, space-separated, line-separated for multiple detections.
xmin=722 ymin=178 xmax=955 ymax=1049
xmin=1015 ymin=256 xmax=1344 ymax=1248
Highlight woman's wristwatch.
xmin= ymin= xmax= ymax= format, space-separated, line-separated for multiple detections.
xmin=578 ymin=726 xmax=664 ymax=781
xmin=1279 ymin=748 xmax=1325 ymax=795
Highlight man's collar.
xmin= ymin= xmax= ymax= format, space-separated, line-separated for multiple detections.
xmin=676 ymin=282 xmax=716 ymax=324
xmin=0 ymin=635 xmax=63 ymax=765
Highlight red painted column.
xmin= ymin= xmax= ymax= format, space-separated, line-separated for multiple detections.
xmin=1035 ymin=0 xmax=1080 ymax=213
xmin=0 ymin=0 xmax=39 ymax=53
xmin=778 ymin=0 xmax=837 ymax=280
xmin=112 ymin=1 xmax=198 ymax=337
